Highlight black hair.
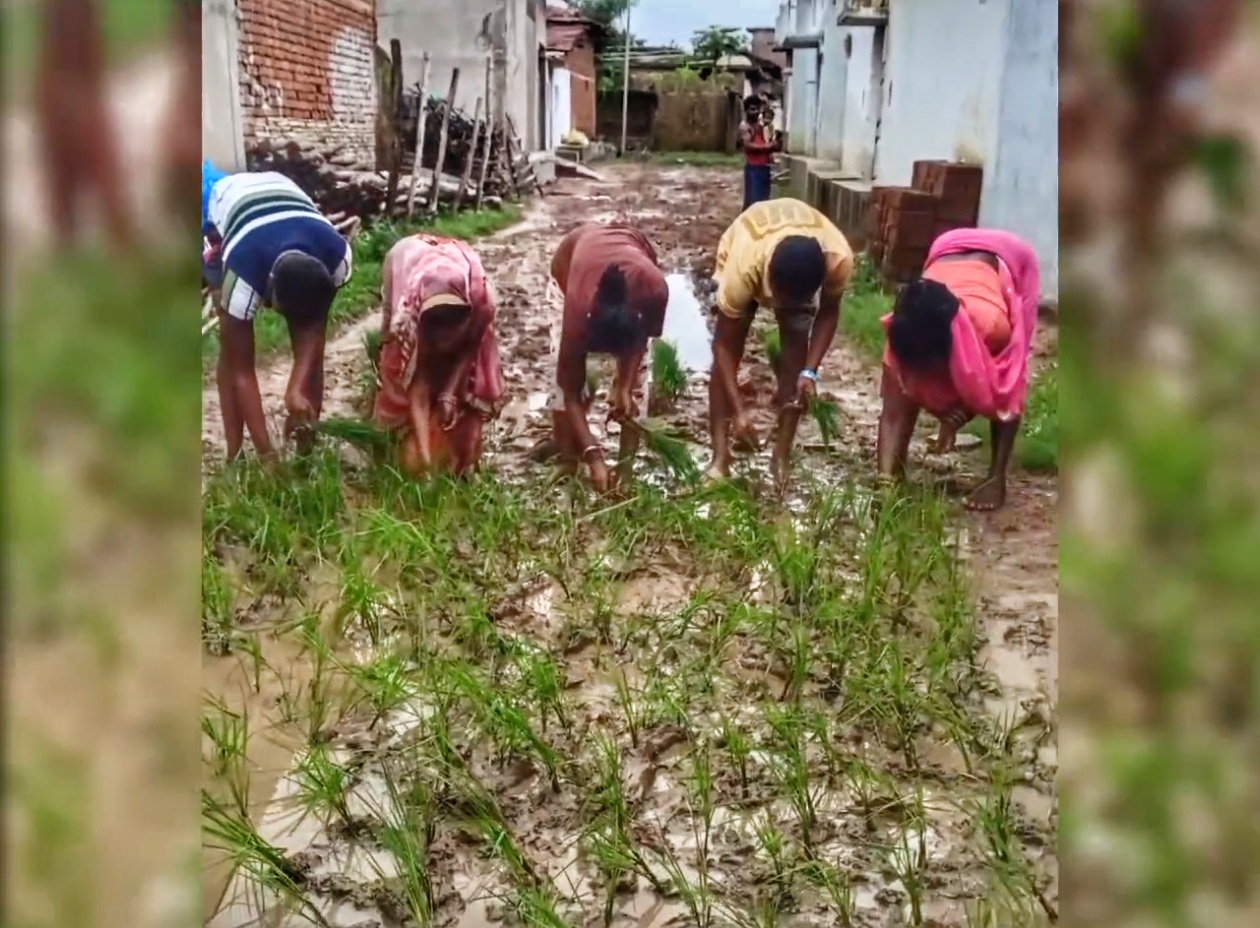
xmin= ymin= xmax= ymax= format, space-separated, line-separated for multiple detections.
xmin=743 ymin=94 xmax=762 ymax=111
xmin=421 ymin=302 xmax=471 ymax=339
xmin=767 ymin=235 xmax=826 ymax=304
xmin=886 ymin=278 xmax=959 ymax=369
xmin=271 ymin=251 xmax=335 ymax=328
xmin=589 ymin=264 xmax=644 ymax=353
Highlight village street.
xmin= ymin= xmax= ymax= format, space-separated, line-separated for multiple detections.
xmin=202 ymin=161 xmax=1058 ymax=927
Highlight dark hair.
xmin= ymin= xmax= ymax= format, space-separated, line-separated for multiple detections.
xmin=422 ymin=302 xmax=471 ymax=339
xmin=767 ymin=235 xmax=826 ymax=304
xmin=589 ymin=264 xmax=643 ymax=352
xmin=744 ymin=94 xmax=762 ymax=111
xmin=271 ymin=251 xmax=335 ymax=327
xmin=887 ymin=278 xmax=959 ymax=369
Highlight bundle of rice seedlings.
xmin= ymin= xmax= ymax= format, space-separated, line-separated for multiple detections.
xmin=628 ymin=416 xmax=700 ymax=485
xmin=762 ymin=328 xmax=783 ymax=369
xmin=363 ymin=328 xmax=383 ymax=372
xmin=810 ymin=398 xmax=841 ymax=449
xmin=316 ymin=416 xmax=395 ymax=457
xmin=650 ymin=340 xmax=688 ymax=407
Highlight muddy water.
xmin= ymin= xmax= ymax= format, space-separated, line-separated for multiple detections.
xmin=658 ymin=273 xmax=712 ymax=372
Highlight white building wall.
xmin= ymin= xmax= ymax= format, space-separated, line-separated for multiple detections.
xmin=549 ymin=66 xmax=572 ymax=149
xmin=839 ymin=26 xmax=878 ymax=177
xmin=202 ymin=0 xmax=246 ymax=170
xmin=984 ymin=0 xmax=1058 ymax=298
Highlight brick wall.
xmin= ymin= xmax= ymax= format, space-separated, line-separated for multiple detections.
xmin=237 ymin=0 xmax=377 ymax=162
xmin=865 ymin=161 xmax=984 ymax=286
xmin=564 ymin=40 xmax=597 ymax=137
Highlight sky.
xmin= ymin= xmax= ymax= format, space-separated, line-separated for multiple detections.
xmin=569 ymin=1 xmax=782 ymax=49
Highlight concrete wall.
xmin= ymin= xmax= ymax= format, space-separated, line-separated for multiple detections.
xmin=874 ymin=0 xmax=1006 ymax=185
xmin=549 ymin=65 xmax=572 ymax=148
xmin=202 ymin=0 xmax=246 ymax=170
xmin=237 ymin=0 xmax=378 ymax=162
xmin=839 ymin=27 xmax=878 ymax=177
xmin=378 ymin=0 xmax=540 ymax=153
xmin=984 ymin=0 xmax=1058 ymax=297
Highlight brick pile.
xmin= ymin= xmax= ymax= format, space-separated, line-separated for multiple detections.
xmin=865 ymin=160 xmax=983 ymax=286
xmin=237 ymin=0 xmax=377 ymax=165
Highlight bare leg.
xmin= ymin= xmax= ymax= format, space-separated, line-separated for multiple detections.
xmin=707 ymin=312 xmax=754 ymax=479
xmin=216 ymin=347 xmax=245 ymax=461
xmin=770 ymin=309 xmax=811 ymax=489
xmin=614 ymin=350 xmax=647 ymax=486
xmin=876 ymin=363 xmax=920 ymax=481
xmin=966 ymin=417 xmax=1020 ymax=511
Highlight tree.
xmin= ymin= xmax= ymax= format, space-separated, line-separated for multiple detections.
xmin=564 ymin=0 xmax=633 ymax=34
xmin=690 ymin=25 xmax=747 ymax=64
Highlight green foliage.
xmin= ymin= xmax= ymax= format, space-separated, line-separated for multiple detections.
xmin=690 ymin=26 xmax=748 ymax=63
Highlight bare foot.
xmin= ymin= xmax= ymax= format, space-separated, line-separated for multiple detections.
xmin=704 ymin=462 xmax=730 ymax=484
xmin=965 ymin=476 xmax=1006 ymax=511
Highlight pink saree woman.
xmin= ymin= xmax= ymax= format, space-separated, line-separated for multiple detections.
xmin=373 ymin=234 xmax=506 ymax=475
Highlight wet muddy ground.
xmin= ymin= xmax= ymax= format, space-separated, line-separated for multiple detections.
xmin=202 ymin=163 xmax=1058 ymax=927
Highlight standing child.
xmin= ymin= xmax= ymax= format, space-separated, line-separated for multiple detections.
xmin=736 ymin=95 xmax=777 ymax=211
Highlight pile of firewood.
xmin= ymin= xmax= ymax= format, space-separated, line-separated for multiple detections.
xmin=402 ymin=90 xmax=538 ymax=197
xmin=246 ymin=137 xmax=505 ymax=226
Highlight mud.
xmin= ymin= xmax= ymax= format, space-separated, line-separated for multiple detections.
xmin=203 ymin=162 xmax=1059 ymax=927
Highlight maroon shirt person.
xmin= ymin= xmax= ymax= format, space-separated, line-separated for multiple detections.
xmin=548 ymin=222 xmax=669 ymax=493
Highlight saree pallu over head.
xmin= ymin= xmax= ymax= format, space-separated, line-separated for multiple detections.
xmin=374 ymin=234 xmax=506 ymax=431
xmin=881 ymin=228 xmax=1041 ymax=421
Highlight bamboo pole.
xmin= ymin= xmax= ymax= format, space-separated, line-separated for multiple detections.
xmin=620 ymin=6 xmax=632 ymax=153
xmin=453 ymin=95 xmax=483 ymax=212
xmin=474 ymin=54 xmax=494 ymax=211
xmin=427 ymin=67 xmax=460 ymax=214
xmin=405 ymin=52 xmax=432 ymax=218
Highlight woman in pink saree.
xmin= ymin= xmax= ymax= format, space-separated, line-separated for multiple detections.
xmin=876 ymin=229 xmax=1041 ymax=511
xmin=373 ymin=234 xmax=506 ymax=476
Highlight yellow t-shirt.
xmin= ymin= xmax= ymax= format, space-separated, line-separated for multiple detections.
xmin=713 ymin=198 xmax=855 ymax=317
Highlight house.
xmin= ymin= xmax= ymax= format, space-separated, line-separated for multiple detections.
xmin=203 ymin=0 xmax=379 ymax=169
xmin=543 ymin=7 xmax=606 ymax=147
xmin=377 ymin=0 xmax=543 ymax=152
xmin=774 ymin=0 xmax=1058 ymax=299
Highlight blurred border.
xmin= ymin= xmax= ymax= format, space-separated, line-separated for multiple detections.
xmin=3 ymin=3 xmax=202 ymax=927
xmin=1060 ymin=1 xmax=1260 ymax=924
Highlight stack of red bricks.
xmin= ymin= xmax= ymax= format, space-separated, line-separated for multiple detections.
xmin=864 ymin=160 xmax=983 ymax=286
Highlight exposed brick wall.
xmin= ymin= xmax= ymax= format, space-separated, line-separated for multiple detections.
xmin=564 ymin=40 xmax=597 ymax=137
xmin=237 ymin=0 xmax=377 ymax=162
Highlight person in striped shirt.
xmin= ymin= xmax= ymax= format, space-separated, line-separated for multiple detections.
xmin=203 ymin=166 xmax=352 ymax=461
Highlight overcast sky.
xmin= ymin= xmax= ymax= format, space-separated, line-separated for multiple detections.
xmin=606 ymin=1 xmax=782 ymax=48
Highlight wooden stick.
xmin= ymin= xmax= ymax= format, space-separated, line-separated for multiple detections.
xmin=497 ymin=82 xmax=517 ymax=200
xmin=427 ymin=67 xmax=460 ymax=214
xmin=383 ymin=39 xmax=405 ymax=218
xmin=405 ymin=52 xmax=432 ymax=218
xmin=454 ymin=95 xmax=483 ymax=212
xmin=474 ymin=54 xmax=494 ymax=211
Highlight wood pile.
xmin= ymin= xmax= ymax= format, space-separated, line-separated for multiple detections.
xmin=246 ymin=138 xmax=505 ymax=224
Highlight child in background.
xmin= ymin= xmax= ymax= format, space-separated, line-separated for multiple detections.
xmin=736 ymin=95 xmax=777 ymax=211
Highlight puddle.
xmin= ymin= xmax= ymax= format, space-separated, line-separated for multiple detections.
xmin=658 ymin=273 xmax=712 ymax=373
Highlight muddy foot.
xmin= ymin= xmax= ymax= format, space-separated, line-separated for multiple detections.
xmin=965 ymin=476 xmax=1006 ymax=511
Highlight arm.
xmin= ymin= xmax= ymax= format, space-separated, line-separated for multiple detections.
xmin=407 ymin=373 xmax=433 ymax=468
xmin=218 ymin=312 xmax=274 ymax=460
xmin=803 ymin=290 xmax=842 ymax=375
xmin=285 ymin=320 xmax=326 ymax=445
xmin=612 ymin=342 xmax=647 ymax=421
xmin=557 ymin=335 xmax=598 ymax=456
xmin=712 ymin=310 xmax=752 ymax=418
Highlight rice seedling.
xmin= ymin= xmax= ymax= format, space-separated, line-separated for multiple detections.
xmin=290 ymin=741 xmax=357 ymax=832
xmin=764 ymin=705 xmax=818 ymax=853
xmin=799 ymin=857 xmax=854 ymax=925
xmin=751 ymin=810 xmax=793 ymax=905
xmin=761 ymin=327 xmax=782 ymax=369
xmin=809 ymin=398 xmax=841 ymax=450
xmin=202 ymin=696 xmax=250 ymax=792
xmin=316 ymin=416 xmax=395 ymax=459
xmin=718 ymin=715 xmax=753 ymax=799
xmin=624 ymin=416 xmax=701 ymax=484
xmin=650 ymin=339 xmax=688 ymax=408
xmin=202 ymin=548 xmax=235 ymax=653
xmin=347 ymin=651 xmax=419 ymax=728
xmin=369 ymin=763 xmax=437 ymax=927
xmin=613 ymin=667 xmax=649 ymax=749
xmin=202 ymin=791 xmax=328 ymax=927
xmin=886 ymin=791 xmax=930 ymax=925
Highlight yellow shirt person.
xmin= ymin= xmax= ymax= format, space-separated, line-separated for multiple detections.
xmin=707 ymin=197 xmax=855 ymax=487
xmin=713 ymin=197 xmax=854 ymax=318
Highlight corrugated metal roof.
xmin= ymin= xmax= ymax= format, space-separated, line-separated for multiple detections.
xmin=545 ymin=7 xmax=599 ymax=53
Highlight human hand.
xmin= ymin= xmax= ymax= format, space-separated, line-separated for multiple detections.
xmin=436 ymin=393 xmax=459 ymax=431
xmin=587 ymin=454 xmax=612 ymax=494
xmin=795 ymin=373 xmax=818 ymax=408
xmin=732 ymin=408 xmax=760 ymax=452
xmin=608 ymin=390 xmax=636 ymax=425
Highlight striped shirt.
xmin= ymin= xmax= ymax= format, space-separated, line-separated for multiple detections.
xmin=204 ymin=171 xmax=351 ymax=321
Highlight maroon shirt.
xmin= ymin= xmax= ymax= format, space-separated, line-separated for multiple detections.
xmin=550 ymin=222 xmax=669 ymax=396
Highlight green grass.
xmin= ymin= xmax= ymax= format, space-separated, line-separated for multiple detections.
xmin=644 ymin=151 xmax=743 ymax=168
xmin=202 ymin=448 xmax=1055 ymax=925
xmin=202 ymin=206 xmax=523 ymax=366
